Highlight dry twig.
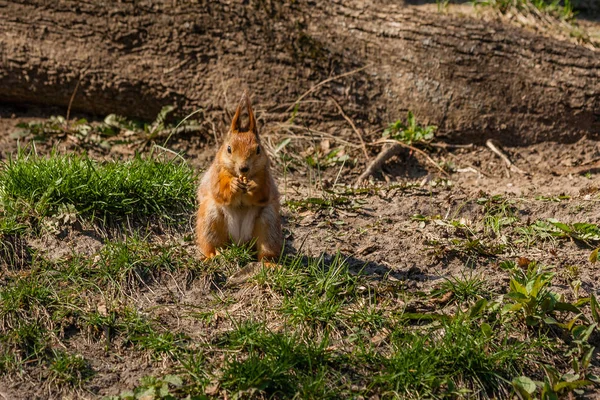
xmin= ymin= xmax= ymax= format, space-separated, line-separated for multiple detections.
xmin=485 ymin=139 xmax=527 ymax=175
xmin=430 ymin=142 xmax=474 ymax=150
xmin=65 ymin=71 xmax=86 ymax=132
xmin=286 ymin=65 xmax=371 ymax=112
xmin=274 ymin=123 xmax=361 ymax=148
xmin=329 ymin=97 xmax=369 ymax=160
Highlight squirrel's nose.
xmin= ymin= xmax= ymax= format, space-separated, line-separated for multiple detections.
xmin=240 ymin=166 xmax=249 ymax=173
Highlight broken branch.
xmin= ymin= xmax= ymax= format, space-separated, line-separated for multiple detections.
xmin=355 ymin=139 xmax=449 ymax=186
xmin=485 ymin=139 xmax=527 ymax=175
xmin=355 ymin=143 xmax=404 ymax=187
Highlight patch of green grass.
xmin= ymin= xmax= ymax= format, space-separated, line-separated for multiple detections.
xmin=13 ymin=105 xmax=203 ymax=147
xmin=0 ymin=197 xmax=31 ymax=267
xmin=208 ymin=240 xmax=257 ymax=273
xmin=348 ymin=301 xmax=386 ymax=332
xmin=374 ymin=315 xmax=531 ymax=398
xmin=0 ymin=273 xmax=62 ymax=369
xmin=0 ymin=237 xmax=198 ymax=379
xmin=478 ymin=195 xmax=519 ymax=237
xmin=88 ymin=248 xmax=598 ymax=400
xmin=433 ymin=272 xmax=490 ymax=303
xmin=285 ymin=194 xmax=354 ymax=212
xmin=128 ymin=329 xmax=189 ymax=360
xmin=516 ymin=219 xmax=600 ymax=247
xmin=48 ymin=350 xmax=92 ymax=387
xmin=471 ymin=0 xmax=575 ymax=21
xmin=105 ymin=374 xmax=186 ymax=400
xmin=94 ymin=239 xmax=184 ymax=290
xmin=257 ymin=254 xmax=359 ymax=328
xmin=0 ymin=150 xmax=195 ymax=222
xmin=218 ymin=323 xmax=333 ymax=398
xmin=0 ymin=321 xmax=50 ymax=372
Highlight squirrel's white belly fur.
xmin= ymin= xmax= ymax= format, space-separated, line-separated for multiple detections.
xmin=200 ymin=170 xmax=260 ymax=244
xmin=223 ymin=205 xmax=259 ymax=244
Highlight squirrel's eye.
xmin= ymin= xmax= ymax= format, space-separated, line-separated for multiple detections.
xmin=227 ymin=145 xmax=231 ymax=154
xmin=256 ymin=146 xmax=261 ymax=155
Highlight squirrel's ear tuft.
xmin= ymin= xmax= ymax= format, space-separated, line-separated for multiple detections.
xmin=246 ymin=95 xmax=257 ymax=135
xmin=230 ymin=91 xmax=257 ymax=135
xmin=230 ymin=96 xmax=243 ymax=134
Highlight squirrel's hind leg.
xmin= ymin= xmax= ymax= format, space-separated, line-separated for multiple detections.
xmin=196 ymin=200 xmax=228 ymax=260
xmin=253 ymin=204 xmax=283 ymax=262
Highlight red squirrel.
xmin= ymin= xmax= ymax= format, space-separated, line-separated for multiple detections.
xmin=195 ymin=93 xmax=283 ymax=262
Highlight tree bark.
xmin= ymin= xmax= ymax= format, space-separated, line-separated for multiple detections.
xmin=0 ymin=0 xmax=598 ymax=145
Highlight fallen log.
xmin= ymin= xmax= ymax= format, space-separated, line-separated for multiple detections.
xmin=0 ymin=0 xmax=598 ymax=145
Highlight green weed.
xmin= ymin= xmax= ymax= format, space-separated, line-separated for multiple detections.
xmin=517 ymin=219 xmax=600 ymax=247
xmin=471 ymin=0 xmax=575 ymax=21
xmin=477 ymin=195 xmax=519 ymax=237
xmin=13 ymin=105 xmax=202 ymax=146
xmin=48 ymin=350 xmax=92 ymax=387
xmin=383 ymin=111 xmax=437 ymax=146
xmin=104 ymin=375 xmax=186 ymax=400
xmin=433 ymin=272 xmax=490 ymax=303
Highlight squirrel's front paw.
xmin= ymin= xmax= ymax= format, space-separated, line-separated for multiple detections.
xmin=230 ymin=177 xmax=246 ymax=194
xmin=245 ymin=179 xmax=258 ymax=194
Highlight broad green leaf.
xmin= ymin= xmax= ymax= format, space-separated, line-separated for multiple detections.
xmin=541 ymin=381 xmax=559 ymax=400
xmin=587 ymin=374 xmax=600 ymax=384
xmin=572 ymin=324 xmax=595 ymax=342
xmin=502 ymin=303 xmax=523 ymax=314
xmin=573 ymin=223 xmax=600 ymax=241
xmin=541 ymin=364 xmax=560 ymax=385
xmin=469 ymin=298 xmax=488 ymax=318
xmin=541 ymin=296 xmax=556 ymax=313
xmin=505 ymin=291 xmax=527 ymax=302
xmin=135 ymin=386 xmax=156 ymax=399
xmin=512 ymin=376 xmax=536 ymax=399
xmin=528 ymin=276 xmax=542 ymax=297
xmin=510 ymin=279 xmax=528 ymax=295
xmin=563 ymin=314 xmax=583 ymax=331
xmin=548 ymin=219 xmax=571 ymax=233
xmin=163 ymin=375 xmax=183 ymax=387
xmin=591 ymin=294 xmax=600 ymax=324
xmin=553 ymin=379 xmax=592 ymax=392
xmin=159 ymin=382 xmax=171 ymax=397
xmin=120 ymin=391 xmax=135 ymax=400
xmin=590 ymin=248 xmax=599 ymax=264
xmin=507 ymin=291 xmax=528 ymax=302
xmin=582 ymin=346 xmax=594 ymax=370
xmin=480 ymin=322 xmax=492 ymax=338
xmin=553 ymin=302 xmax=581 ymax=314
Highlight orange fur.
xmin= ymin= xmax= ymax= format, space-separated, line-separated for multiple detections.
xmin=195 ymin=93 xmax=283 ymax=262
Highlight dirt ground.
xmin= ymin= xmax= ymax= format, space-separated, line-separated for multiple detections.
xmin=0 ymin=98 xmax=599 ymax=398
xmin=0 ymin=1 xmax=599 ymax=396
